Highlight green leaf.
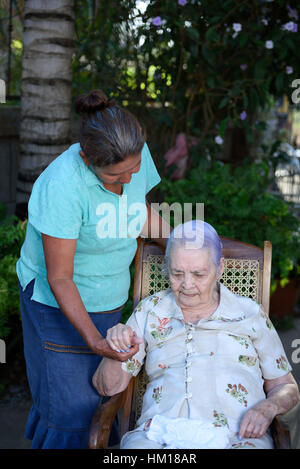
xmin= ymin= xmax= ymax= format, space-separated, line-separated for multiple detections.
xmin=205 ymin=27 xmax=219 ymax=43
xmin=249 ymin=88 xmax=259 ymax=112
xmin=187 ymin=27 xmax=200 ymax=42
xmin=202 ymin=44 xmax=215 ymax=66
xmin=219 ymin=117 xmax=228 ymax=137
xmin=218 ymin=96 xmax=229 ymax=109
xmin=254 ymin=59 xmax=267 ymax=80
xmin=207 ymin=75 xmax=215 ymax=88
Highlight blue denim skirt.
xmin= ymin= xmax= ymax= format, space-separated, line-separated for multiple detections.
xmin=19 ymin=278 xmax=123 ymax=449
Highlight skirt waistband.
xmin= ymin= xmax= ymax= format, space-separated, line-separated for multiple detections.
xmin=90 ymin=303 xmax=125 ymax=314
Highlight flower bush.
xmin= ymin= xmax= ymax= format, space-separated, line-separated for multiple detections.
xmin=74 ymin=0 xmax=300 ymax=164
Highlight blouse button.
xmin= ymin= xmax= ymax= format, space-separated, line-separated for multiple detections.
xmin=184 ymin=393 xmax=193 ymax=399
xmin=186 ymin=377 xmax=192 ymax=383
xmin=187 ymin=333 xmax=193 ymax=340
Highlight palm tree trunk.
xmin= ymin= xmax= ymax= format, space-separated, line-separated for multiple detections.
xmin=17 ymin=0 xmax=75 ymax=204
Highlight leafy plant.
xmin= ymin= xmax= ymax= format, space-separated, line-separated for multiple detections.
xmin=0 ymin=205 xmax=27 ymax=340
xmin=72 ymin=0 xmax=300 ymax=166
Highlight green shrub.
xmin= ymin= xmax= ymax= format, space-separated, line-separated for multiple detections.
xmin=0 ymin=206 xmax=27 ymax=340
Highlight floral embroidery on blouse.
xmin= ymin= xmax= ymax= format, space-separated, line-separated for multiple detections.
xmin=219 ymin=315 xmax=245 ymax=323
xmin=213 ymin=410 xmax=228 ymax=427
xmin=144 ymin=418 xmax=152 ymax=431
xmin=260 ymin=305 xmax=274 ymax=330
xmin=124 ymin=358 xmax=141 ymax=375
xmin=276 ymin=355 xmax=290 ymax=372
xmin=152 ymin=386 xmax=163 ymax=403
xmin=149 ymin=295 xmax=160 ymax=306
xmin=158 ymin=363 xmax=168 ymax=371
xmin=238 ymin=355 xmax=257 ymax=367
xmin=228 ymin=334 xmax=249 ymax=348
xmin=150 ymin=313 xmax=173 ymax=343
xmin=226 ymin=383 xmax=248 ymax=407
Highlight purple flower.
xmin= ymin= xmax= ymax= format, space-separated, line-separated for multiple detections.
xmin=286 ymin=66 xmax=293 ymax=75
xmin=215 ymin=136 xmax=223 ymax=145
xmin=152 ymin=16 xmax=163 ymax=27
xmin=232 ymin=23 xmax=242 ymax=32
xmin=265 ymin=40 xmax=274 ymax=49
xmin=282 ymin=21 xmax=298 ymax=32
xmin=240 ymin=64 xmax=248 ymax=71
xmin=178 ymin=0 xmax=187 ymax=5
xmin=240 ymin=111 xmax=247 ymax=121
xmin=291 ymin=23 xmax=298 ymax=32
xmin=287 ymin=6 xmax=298 ymax=21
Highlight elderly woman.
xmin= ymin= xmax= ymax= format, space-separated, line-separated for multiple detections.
xmin=93 ymin=221 xmax=299 ymax=449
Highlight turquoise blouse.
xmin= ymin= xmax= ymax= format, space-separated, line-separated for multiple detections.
xmin=16 ymin=142 xmax=161 ymax=312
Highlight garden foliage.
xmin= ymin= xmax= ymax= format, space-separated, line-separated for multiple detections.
xmin=73 ymin=0 xmax=300 ymax=161
xmin=0 ymin=205 xmax=27 ymax=339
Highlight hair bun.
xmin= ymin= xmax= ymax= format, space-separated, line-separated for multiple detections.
xmin=75 ymin=89 xmax=115 ymax=116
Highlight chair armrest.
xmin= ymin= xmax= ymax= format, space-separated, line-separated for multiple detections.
xmin=88 ymin=391 xmax=126 ymax=449
xmin=272 ymin=401 xmax=300 ymax=449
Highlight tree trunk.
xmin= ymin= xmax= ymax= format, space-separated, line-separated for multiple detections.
xmin=17 ymin=0 xmax=75 ymax=204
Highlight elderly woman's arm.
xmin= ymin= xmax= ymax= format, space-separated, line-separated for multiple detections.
xmin=92 ymin=357 xmax=132 ymax=396
xmin=239 ymin=372 xmax=299 ymax=439
xmin=93 ymin=323 xmax=144 ymax=396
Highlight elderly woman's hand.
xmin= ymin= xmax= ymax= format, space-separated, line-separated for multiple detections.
xmin=238 ymin=400 xmax=277 ymax=440
xmin=106 ymin=323 xmax=143 ymax=354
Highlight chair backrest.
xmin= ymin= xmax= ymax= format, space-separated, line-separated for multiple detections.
xmin=120 ymin=236 xmax=272 ymax=436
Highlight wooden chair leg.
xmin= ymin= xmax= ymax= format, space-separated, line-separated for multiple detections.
xmin=88 ymin=392 xmax=126 ymax=449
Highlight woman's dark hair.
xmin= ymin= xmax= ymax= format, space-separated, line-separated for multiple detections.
xmin=75 ymin=89 xmax=146 ymax=167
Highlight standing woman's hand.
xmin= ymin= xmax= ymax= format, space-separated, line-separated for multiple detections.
xmin=89 ymin=331 xmax=143 ymax=362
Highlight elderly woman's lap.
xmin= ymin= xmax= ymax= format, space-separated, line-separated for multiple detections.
xmin=120 ymin=429 xmax=274 ymax=450
xmin=121 ymin=430 xmax=164 ymax=449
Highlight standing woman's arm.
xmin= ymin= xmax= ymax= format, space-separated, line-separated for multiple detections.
xmin=42 ymin=234 xmax=140 ymax=362
xmin=141 ymin=200 xmax=172 ymax=249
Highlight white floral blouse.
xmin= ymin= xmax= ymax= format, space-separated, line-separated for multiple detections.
xmin=121 ymin=283 xmax=292 ymax=442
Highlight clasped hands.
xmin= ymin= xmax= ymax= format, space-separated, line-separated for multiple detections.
xmin=90 ymin=323 xmax=143 ymax=362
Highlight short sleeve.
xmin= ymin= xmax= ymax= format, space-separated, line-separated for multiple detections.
xmin=142 ymin=143 xmax=161 ymax=194
xmin=28 ymin=178 xmax=84 ymax=239
xmin=121 ymin=300 xmax=148 ymax=377
xmin=252 ymin=305 xmax=292 ymax=379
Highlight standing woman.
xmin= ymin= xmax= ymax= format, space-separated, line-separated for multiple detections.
xmin=16 ymin=89 xmax=168 ymax=449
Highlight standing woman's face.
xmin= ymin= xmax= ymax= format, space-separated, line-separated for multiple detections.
xmin=80 ymin=152 xmax=141 ymax=185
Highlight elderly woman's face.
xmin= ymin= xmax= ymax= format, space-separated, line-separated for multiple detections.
xmin=169 ymin=246 xmax=223 ymax=310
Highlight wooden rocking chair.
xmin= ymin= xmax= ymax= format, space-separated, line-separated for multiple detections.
xmin=89 ymin=236 xmax=297 ymax=449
